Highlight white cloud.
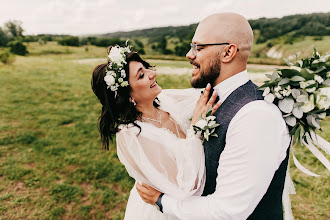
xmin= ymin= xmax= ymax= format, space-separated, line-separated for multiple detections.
xmin=0 ymin=0 xmax=329 ymax=35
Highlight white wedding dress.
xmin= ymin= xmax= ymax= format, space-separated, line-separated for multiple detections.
xmin=116 ymin=88 xmax=206 ymax=220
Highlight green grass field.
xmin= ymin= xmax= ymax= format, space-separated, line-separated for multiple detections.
xmin=0 ymin=42 xmax=329 ymax=219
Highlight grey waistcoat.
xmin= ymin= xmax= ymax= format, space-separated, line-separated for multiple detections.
xmin=202 ymin=80 xmax=289 ymax=219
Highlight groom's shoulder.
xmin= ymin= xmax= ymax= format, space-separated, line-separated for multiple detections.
xmin=238 ymin=100 xmax=283 ymax=120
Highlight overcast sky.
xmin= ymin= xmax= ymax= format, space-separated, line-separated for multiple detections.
xmin=0 ymin=0 xmax=329 ymax=35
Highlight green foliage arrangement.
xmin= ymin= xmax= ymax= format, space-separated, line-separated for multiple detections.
xmin=259 ymin=49 xmax=330 ymax=147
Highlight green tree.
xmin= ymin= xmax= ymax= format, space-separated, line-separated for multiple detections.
xmin=133 ymin=39 xmax=145 ymax=54
xmin=0 ymin=27 xmax=9 ymax=47
xmin=5 ymin=20 xmax=24 ymax=39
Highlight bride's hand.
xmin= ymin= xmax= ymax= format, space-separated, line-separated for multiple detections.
xmin=191 ymin=83 xmax=221 ymax=125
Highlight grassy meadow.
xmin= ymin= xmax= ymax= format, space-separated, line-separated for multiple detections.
xmin=0 ymin=42 xmax=329 ymax=219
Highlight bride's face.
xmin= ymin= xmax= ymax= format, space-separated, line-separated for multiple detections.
xmin=129 ymin=61 xmax=162 ymax=105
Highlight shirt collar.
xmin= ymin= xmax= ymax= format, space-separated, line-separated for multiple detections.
xmin=214 ymin=70 xmax=249 ymax=102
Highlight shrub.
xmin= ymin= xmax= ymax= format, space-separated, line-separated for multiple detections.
xmin=0 ymin=48 xmax=15 ymax=64
xmin=58 ymin=36 xmax=80 ymax=46
xmin=7 ymin=40 xmax=28 ymax=55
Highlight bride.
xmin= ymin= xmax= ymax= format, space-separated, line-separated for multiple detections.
xmin=91 ymin=45 xmax=220 ymax=219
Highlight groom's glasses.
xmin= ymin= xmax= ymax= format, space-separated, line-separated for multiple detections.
xmin=190 ymin=42 xmax=239 ymax=56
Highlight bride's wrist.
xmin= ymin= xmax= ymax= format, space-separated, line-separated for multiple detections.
xmin=187 ymin=125 xmax=202 ymax=140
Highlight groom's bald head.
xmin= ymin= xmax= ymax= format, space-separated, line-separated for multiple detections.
xmin=193 ymin=13 xmax=253 ymax=62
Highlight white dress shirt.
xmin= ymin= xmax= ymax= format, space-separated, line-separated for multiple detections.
xmin=162 ymin=70 xmax=291 ymax=219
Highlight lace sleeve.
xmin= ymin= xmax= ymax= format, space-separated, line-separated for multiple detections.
xmin=116 ymin=125 xmax=205 ymax=199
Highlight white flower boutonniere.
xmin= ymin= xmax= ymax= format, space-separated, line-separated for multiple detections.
xmin=193 ymin=106 xmax=220 ymax=143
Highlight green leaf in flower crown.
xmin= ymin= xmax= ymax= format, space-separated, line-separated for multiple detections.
xmin=290 ymin=76 xmax=306 ymax=82
xmin=211 ymin=133 xmax=218 ymax=137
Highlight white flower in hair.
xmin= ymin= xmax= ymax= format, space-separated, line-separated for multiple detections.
xmin=108 ymin=46 xmax=124 ymax=64
xmin=104 ymin=42 xmax=132 ymax=93
xmin=121 ymin=81 xmax=129 ymax=87
xmin=104 ymin=74 xmax=115 ymax=88
xmin=110 ymin=85 xmax=117 ymax=91
xmin=121 ymin=69 xmax=126 ymax=78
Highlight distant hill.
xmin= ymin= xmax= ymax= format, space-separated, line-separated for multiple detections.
xmin=100 ymin=24 xmax=198 ymax=43
xmin=99 ymin=12 xmax=330 ymax=44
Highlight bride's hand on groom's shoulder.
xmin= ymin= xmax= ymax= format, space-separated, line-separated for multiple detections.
xmin=191 ymin=83 xmax=221 ymax=125
xmin=136 ymin=182 xmax=161 ymax=205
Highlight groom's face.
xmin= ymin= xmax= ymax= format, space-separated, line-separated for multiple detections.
xmin=189 ymin=54 xmax=221 ymax=88
xmin=187 ymin=28 xmax=222 ymax=88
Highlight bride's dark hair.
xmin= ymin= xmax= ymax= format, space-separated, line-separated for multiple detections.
xmin=91 ymin=46 xmax=159 ymax=150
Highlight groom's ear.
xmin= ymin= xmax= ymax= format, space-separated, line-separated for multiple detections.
xmin=221 ymin=44 xmax=238 ymax=63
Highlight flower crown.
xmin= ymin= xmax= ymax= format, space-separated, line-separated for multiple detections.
xmin=104 ymin=43 xmax=132 ymax=93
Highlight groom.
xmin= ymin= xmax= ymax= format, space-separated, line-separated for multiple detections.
xmin=137 ymin=13 xmax=291 ymax=219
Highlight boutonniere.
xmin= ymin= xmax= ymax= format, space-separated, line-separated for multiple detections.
xmin=192 ymin=106 xmax=220 ymax=143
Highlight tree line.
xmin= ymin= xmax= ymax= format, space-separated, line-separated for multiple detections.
xmin=101 ymin=12 xmax=329 ymax=56
xmin=0 ymin=12 xmax=328 ymax=61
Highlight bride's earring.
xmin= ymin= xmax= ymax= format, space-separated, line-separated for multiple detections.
xmin=130 ymin=97 xmax=136 ymax=106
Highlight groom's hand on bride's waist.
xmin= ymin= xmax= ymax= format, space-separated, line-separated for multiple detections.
xmin=136 ymin=182 xmax=162 ymax=205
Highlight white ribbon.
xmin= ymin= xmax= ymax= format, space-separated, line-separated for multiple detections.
xmin=283 ymin=165 xmax=296 ymax=220
xmin=292 ymin=132 xmax=330 ymax=177
xmin=284 ymin=132 xmax=330 ymax=220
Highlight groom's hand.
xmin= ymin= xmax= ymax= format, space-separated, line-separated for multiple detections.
xmin=136 ymin=182 xmax=162 ymax=205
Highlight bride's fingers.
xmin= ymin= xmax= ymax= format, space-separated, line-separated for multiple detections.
xmin=201 ymin=83 xmax=211 ymax=104
xmin=207 ymin=90 xmax=217 ymax=107
xmin=211 ymin=100 xmax=222 ymax=115
xmin=142 ymin=182 xmax=152 ymax=190
xmin=202 ymin=90 xmax=217 ymax=116
xmin=136 ymin=182 xmax=148 ymax=195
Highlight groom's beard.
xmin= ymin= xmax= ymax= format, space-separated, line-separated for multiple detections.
xmin=190 ymin=56 xmax=221 ymax=88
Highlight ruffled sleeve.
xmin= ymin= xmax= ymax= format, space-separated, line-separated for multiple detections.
xmin=157 ymin=88 xmax=202 ymax=131
xmin=116 ymin=123 xmax=205 ymax=199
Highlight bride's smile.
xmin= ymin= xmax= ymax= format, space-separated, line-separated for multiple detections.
xmin=129 ymin=61 xmax=162 ymax=106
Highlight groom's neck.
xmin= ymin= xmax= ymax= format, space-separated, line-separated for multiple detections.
xmin=214 ymin=63 xmax=247 ymax=86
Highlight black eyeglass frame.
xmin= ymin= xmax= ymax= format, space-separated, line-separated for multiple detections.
xmin=190 ymin=42 xmax=239 ymax=56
